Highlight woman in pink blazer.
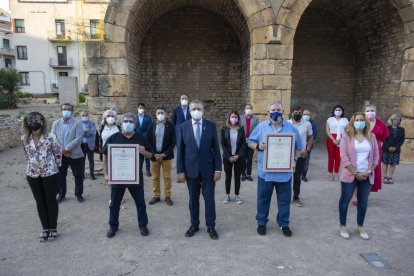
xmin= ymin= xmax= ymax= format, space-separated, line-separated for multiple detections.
xmin=338 ymin=112 xmax=379 ymax=240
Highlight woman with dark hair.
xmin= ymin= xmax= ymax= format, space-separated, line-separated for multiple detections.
xmin=382 ymin=114 xmax=405 ymax=184
xmin=221 ymin=110 xmax=246 ymax=205
xmin=21 ymin=112 xmax=62 ymax=242
xmin=338 ymin=112 xmax=379 ymax=240
xmin=326 ymin=105 xmax=349 ymax=181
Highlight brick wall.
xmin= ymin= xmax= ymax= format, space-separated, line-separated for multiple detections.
xmin=136 ymin=7 xmax=248 ymax=129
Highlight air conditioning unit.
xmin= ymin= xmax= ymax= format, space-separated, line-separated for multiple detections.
xmin=52 ymin=83 xmax=58 ymax=89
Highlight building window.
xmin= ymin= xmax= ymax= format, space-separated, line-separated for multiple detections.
xmin=57 ymin=46 xmax=67 ymax=65
xmin=14 ymin=19 xmax=25 ymax=33
xmin=17 ymin=46 xmax=28 ymax=59
xmin=3 ymin=39 xmax=10 ymax=49
xmin=55 ymin=19 xmax=65 ymax=38
xmin=20 ymin=72 xmax=30 ymax=85
xmin=58 ymin=72 xmax=68 ymax=76
xmin=90 ymin=19 xmax=100 ymax=39
xmin=5 ymin=59 xmax=12 ymax=69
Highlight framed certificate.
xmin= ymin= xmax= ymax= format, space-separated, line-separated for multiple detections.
xmin=263 ymin=133 xmax=295 ymax=172
xmin=108 ymin=144 xmax=140 ymax=185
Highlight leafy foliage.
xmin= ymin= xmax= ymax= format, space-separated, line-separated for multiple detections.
xmin=0 ymin=70 xmax=21 ymax=109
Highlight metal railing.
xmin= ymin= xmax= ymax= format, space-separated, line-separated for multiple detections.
xmin=49 ymin=57 xmax=74 ymax=68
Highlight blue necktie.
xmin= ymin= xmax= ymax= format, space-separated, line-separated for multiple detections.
xmin=195 ymin=122 xmax=201 ymax=148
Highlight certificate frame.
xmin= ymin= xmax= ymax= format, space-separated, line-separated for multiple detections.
xmin=108 ymin=144 xmax=140 ymax=185
xmin=263 ymin=133 xmax=295 ymax=172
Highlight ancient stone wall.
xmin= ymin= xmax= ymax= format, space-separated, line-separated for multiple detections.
xmin=0 ymin=115 xmax=22 ymax=151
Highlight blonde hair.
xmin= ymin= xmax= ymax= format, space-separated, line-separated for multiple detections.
xmin=346 ymin=112 xmax=372 ymax=141
xmin=101 ymin=109 xmax=117 ymax=125
xmin=387 ymin=114 xmax=402 ymax=126
xmin=363 ymin=103 xmax=377 ymax=112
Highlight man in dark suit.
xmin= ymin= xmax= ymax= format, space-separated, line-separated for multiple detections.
xmin=172 ymin=94 xmax=191 ymax=128
xmin=146 ymin=106 xmax=175 ymax=206
xmin=177 ymin=99 xmax=222 ymax=240
xmin=135 ymin=103 xmax=153 ymax=177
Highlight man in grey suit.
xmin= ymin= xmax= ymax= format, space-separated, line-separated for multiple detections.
xmin=51 ymin=103 xmax=85 ymax=203
xmin=240 ymin=104 xmax=259 ymax=181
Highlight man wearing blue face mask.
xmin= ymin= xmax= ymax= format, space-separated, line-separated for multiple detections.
xmin=247 ymin=100 xmax=302 ymax=237
xmin=80 ymin=111 xmax=96 ymax=180
xmin=102 ymin=113 xmax=153 ymax=238
xmin=51 ymin=103 xmax=85 ymax=203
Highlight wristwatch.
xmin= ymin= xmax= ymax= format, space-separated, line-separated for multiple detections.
xmin=367 ymin=170 xmax=373 ymax=175
xmin=256 ymin=143 xmax=263 ymax=151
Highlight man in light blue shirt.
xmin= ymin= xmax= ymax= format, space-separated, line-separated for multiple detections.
xmin=247 ymin=100 xmax=302 ymax=237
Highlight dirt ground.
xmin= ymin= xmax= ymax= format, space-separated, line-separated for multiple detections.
xmin=0 ymin=117 xmax=413 ymax=275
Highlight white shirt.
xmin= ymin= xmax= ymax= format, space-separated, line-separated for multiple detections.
xmin=287 ymin=119 xmax=313 ymax=149
xmin=192 ymin=119 xmax=203 ymax=139
xmin=327 ymin=117 xmax=349 ymax=139
xmin=102 ymin=125 xmax=120 ymax=147
xmin=355 ymin=139 xmax=371 ymax=172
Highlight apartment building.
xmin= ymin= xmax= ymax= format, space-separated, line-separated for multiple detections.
xmin=0 ymin=8 xmax=15 ymax=71
xmin=10 ymin=0 xmax=108 ymax=94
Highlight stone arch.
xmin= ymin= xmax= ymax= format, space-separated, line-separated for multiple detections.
xmin=275 ymin=0 xmax=414 ymax=161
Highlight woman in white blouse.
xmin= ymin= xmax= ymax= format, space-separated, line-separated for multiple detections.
xmin=22 ymin=112 xmax=62 ymax=242
xmin=95 ymin=109 xmax=120 ymax=161
xmin=326 ymin=105 xmax=349 ymax=181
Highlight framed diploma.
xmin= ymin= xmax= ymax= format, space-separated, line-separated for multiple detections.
xmin=263 ymin=133 xmax=295 ymax=172
xmin=108 ymin=144 xmax=140 ymax=185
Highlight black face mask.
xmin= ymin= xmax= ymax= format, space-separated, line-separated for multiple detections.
xmin=293 ymin=114 xmax=302 ymax=121
xmin=29 ymin=122 xmax=42 ymax=132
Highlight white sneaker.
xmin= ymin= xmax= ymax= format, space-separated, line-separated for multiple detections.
xmin=357 ymin=228 xmax=369 ymax=240
xmin=223 ymin=195 xmax=230 ymax=204
xmin=235 ymin=196 xmax=243 ymax=205
xmin=339 ymin=227 xmax=350 ymax=239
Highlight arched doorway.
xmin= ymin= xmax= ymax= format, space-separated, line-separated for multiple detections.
xmin=291 ymin=0 xmax=405 ymax=131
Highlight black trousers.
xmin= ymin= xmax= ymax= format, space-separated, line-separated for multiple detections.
xmin=223 ymin=158 xmax=243 ymax=195
xmin=293 ymin=156 xmax=306 ymax=200
xmin=58 ymin=156 xmax=84 ymax=197
xmin=242 ymin=147 xmax=254 ymax=176
xmin=27 ymin=174 xmax=59 ymax=230
xmin=81 ymin=143 xmax=95 ymax=176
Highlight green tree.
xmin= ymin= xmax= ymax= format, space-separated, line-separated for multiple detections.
xmin=0 ymin=70 xmax=21 ymax=109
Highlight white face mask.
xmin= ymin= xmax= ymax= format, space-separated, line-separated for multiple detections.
xmin=138 ymin=108 xmax=144 ymax=115
xmin=245 ymin=109 xmax=252 ymax=115
xmin=302 ymin=115 xmax=310 ymax=121
xmin=190 ymin=110 xmax=203 ymax=120
xmin=334 ymin=110 xmax=342 ymax=117
xmin=106 ymin=117 xmax=115 ymax=124
xmin=157 ymin=114 xmax=166 ymax=122
xmin=181 ymin=99 xmax=188 ymax=106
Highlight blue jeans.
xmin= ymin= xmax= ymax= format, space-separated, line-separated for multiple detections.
xmin=301 ymin=150 xmax=312 ymax=178
xmin=109 ymin=185 xmax=148 ymax=230
xmin=338 ymin=179 xmax=371 ymax=226
xmin=256 ymin=177 xmax=292 ymax=227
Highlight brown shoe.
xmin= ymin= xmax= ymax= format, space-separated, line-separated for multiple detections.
xmin=165 ymin=197 xmax=173 ymax=206
xmin=149 ymin=197 xmax=160 ymax=205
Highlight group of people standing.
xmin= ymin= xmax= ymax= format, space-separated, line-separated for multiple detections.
xmin=21 ymin=96 xmax=405 ymax=242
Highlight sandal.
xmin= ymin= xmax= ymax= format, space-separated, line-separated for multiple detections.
xmin=39 ymin=230 xmax=49 ymax=243
xmin=383 ymin=177 xmax=389 ymax=184
xmin=387 ymin=177 xmax=394 ymax=184
xmin=48 ymin=229 xmax=58 ymax=242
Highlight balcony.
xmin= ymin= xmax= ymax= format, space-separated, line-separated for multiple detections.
xmin=0 ymin=48 xmax=15 ymax=56
xmin=49 ymin=57 xmax=74 ymax=69
xmin=51 ymin=83 xmax=59 ymax=92
xmin=81 ymin=32 xmax=104 ymax=41
xmin=47 ymin=31 xmax=74 ymax=42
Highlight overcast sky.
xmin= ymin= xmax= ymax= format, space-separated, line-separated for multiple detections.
xmin=0 ymin=0 xmax=9 ymax=12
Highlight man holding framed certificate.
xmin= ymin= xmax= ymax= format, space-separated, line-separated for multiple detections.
xmin=102 ymin=112 xmax=153 ymax=238
xmin=248 ymin=100 xmax=302 ymax=237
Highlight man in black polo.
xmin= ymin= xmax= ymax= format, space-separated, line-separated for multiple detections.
xmin=102 ymin=112 xmax=153 ymax=238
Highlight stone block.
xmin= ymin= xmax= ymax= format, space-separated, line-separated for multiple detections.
xmin=251 ymin=27 xmax=269 ymax=44
xmin=238 ymin=0 xmax=264 ymax=18
xmin=88 ymin=96 xmax=131 ymax=115
xmin=267 ymin=44 xmax=293 ymax=59
xmin=283 ymin=0 xmax=310 ymax=16
xmin=101 ymin=43 xmax=126 ymax=58
xmin=274 ymin=60 xmax=292 ymax=75
xmin=252 ymin=60 xmax=275 ymax=75
xmin=85 ymin=42 xmax=101 ymax=58
xmin=109 ymin=58 xmax=129 ymax=75
xmin=276 ymin=7 xmax=301 ymax=29
xmin=248 ymin=8 xmax=275 ymax=30
xmin=400 ymin=138 xmax=414 ymax=161
xmin=404 ymin=48 xmax=414 ymax=61
xmin=281 ymin=90 xmax=292 ymax=114
xmin=98 ymin=75 xmax=129 ymax=97
xmin=398 ymin=4 xmax=414 ymax=23
xmin=403 ymin=62 xmax=414 ymax=81
xmin=87 ymin=75 xmax=99 ymax=97
xmin=104 ymin=23 xmax=126 ymax=43
xmin=276 ymin=25 xmax=295 ymax=45
xmin=389 ymin=0 xmax=412 ymax=10
xmin=401 ymin=81 xmax=414 ymax=97
xmin=250 ymin=76 xmax=264 ymax=90
xmin=404 ymin=32 xmax=414 ymax=49
xmin=269 ymin=0 xmax=284 ymax=18
xmin=263 ymin=75 xmax=292 ymax=89
xmin=402 ymin=117 xmax=414 ymax=138
xmin=86 ymin=58 xmax=109 ymax=75
xmin=252 ymin=44 xmax=267 ymax=60
xmin=399 ymin=96 xmax=414 ymax=117
xmin=250 ymin=89 xmax=283 ymax=113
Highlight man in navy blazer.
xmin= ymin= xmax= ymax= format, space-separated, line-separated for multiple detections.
xmin=177 ymin=99 xmax=222 ymax=240
xmin=135 ymin=103 xmax=153 ymax=177
xmin=172 ymin=94 xmax=191 ymax=128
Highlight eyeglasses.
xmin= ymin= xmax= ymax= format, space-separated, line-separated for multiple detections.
xmin=123 ymin=120 xmax=134 ymax=123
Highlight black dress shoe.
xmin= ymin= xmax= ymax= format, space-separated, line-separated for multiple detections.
xmin=301 ymin=176 xmax=308 ymax=182
xmin=185 ymin=225 xmax=199 ymax=237
xmin=247 ymin=176 xmax=253 ymax=181
xmin=106 ymin=228 xmax=117 ymax=238
xmin=76 ymin=195 xmax=84 ymax=203
xmin=257 ymin=225 xmax=266 ymax=236
xmin=281 ymin=226 xmax=292 ymax=237
xmin=241 ymin=175 xmax=246 ymax=181
xmin=146 ymin=171 xmax=152 ymax=177
xmin=140 ymin=226 xmax=149 ymax=236
xmin=207 ymin=228 xmax=219 ymax=240
xmin=91 ymin=175 xmax=96 ymax=180
xmin=56 ymin=194 xmax=65 ymax=204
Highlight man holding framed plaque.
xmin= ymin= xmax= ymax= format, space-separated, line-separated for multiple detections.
xmin=102 ymin=113 xmax=153 ymax=238
xmin=248 ymin=100 xmax=302 ymax=237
